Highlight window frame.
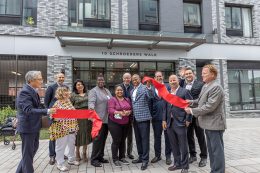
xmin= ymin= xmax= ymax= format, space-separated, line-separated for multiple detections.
xmin=225 ymin=4 xmax=253 ymax=37
xmin=0 ymin=0 xmax=38 ymax=26
xmin=68 ymin=0 xmax=111 ymax=28
xmin=0 ymin=0 xmax=22 ymax=25
xmin=228 ymin=69 xmax=260 ymax=111
xmin=183 ymin=1 xmax=202 ymax=33
xmin=138 ymin=0 xmax=160 ymax=31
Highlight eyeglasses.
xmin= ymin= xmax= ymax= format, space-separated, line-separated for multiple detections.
xmin=35 ymin=78 xmax=43 ymax=81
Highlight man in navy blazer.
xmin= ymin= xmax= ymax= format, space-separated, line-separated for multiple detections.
xmin=181 ymin=67 xmax=207 ymax=167
xmin=44 ymin=72 xmax=66 ymax=165
xmin=163 ymin=75 xmax=192 ymax=173
xmin=16 ymin=71 xmax=55 ymax=173
xmin=131 ymin=74 xmax=153 ymax=170
xmin=150 ymin=71 xmax=172 ymax=165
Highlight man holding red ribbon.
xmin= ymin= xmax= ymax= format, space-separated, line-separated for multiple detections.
xmin=162 ymin=75 xmax=192 ymax=173
xmin=131 ymin=74 xmax=154 ymax=171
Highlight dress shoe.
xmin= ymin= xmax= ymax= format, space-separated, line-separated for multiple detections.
xmin=114 ymin=160 xmax=122 ymax=168
xmin=198 ymin=158 xmax=207 ymax=167
xmin=119 ymin=158 xmax=130 ymax=165
xmin=91 ymin=161 xmax=102 ymax=167
xmin=189 ymin=156 xmax=197 ymax=163
xmin=166 ymin=158 xmax=172 ymax=165
xmin=168 ymin=165 xmax=181 ymax=171
xmin=49 ymin=157 xmax=55 ymax=165
xmin=141 ymin=163 xmax=148 ymax=170
xmin=132 ymin=159 xmax=142 ymax=164
xmin=151 ymin=156 xmax=161 ymax=163
xmin=128 ymin=154 xmax=134 ymax=159
xmin=181 ymin=169 xmax=189 ymax=173
xmin=99 ymin=158 xmax=109 ymax=163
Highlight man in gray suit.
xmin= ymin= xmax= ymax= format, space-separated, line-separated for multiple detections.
xmin=131 ymin=74 xmax=153 ymax=171
xmin=185 ymin=64 xmax=226 ymax=173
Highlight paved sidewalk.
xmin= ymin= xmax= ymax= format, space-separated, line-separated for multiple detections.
xmin=1 ymin=118 xmax=260 ymax=173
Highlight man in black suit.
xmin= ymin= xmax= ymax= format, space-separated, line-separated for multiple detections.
xmin=181 ymin=67 xmax=207 ymax=167
xmin=120 ymin=72 xmax=134 ymax=159
xmin=16 ymin=71 xmax=55 ymax=173
xmin=150 ymin=71 xmax=172 ymax=165
xmin=163 ymin=74 xmax=192 ymax=173
xmin=44 ymin=72 xmax=66 ymax=165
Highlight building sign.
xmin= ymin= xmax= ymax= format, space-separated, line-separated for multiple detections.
xmin=101 ymin=51 xmax=157 ymax=57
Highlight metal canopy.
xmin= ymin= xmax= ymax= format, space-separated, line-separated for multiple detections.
xmin=55 ymin=26 xmax=207 ymax=51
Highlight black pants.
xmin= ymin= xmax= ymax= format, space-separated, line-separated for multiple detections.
xmin=49 ymin=140 xmax=56 ymax=157
xmin=108 ymin=119 xmax=129 ymax=161
xmin=126 ymin=120 xmax=133 ymax=155
xmin=49 ymin=119 xmax=56 ymax=158
xmin=187 ymin=117 xmax=207 ymax=159
xmin=16 ymin=132 xmax=39 ymax=173
xmin=91 ymin=123 xmax=109 ymax=163
xmin=133 ymin=120 xmax=150 ymax=164
xmin=167 ymin=120 xmax=189 ymax=169
xmin=152 ymin=120 xmax=172 ymax=159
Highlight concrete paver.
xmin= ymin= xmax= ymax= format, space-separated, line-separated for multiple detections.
xmin=1 ymin=118 xmax=260 ymax=173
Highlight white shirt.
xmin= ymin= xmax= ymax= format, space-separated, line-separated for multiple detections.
xmin=132 ymin=83 xmax=141 ymax=101
xmin=185 ymin=80 xmax=194 ymax=91
xmin=170 ymin=86 xmax=180 ymax=95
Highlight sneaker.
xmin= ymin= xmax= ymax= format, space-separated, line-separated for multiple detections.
xmin=68 ymin=160 xmax=80 ymax=166
xmin=119 ymin=158 xmax=130 ymax=165
xmin=57 ymin=165 xmax=69 ymax=172
xmin=114 ymin=160 xmax=122 ymax=168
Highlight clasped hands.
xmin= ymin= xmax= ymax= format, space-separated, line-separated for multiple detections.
xmin=116 ymin=110 xmax=131 ymax=116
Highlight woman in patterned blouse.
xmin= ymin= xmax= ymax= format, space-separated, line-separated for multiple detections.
xmin=49 ymin=87 xmax=79 ymax=172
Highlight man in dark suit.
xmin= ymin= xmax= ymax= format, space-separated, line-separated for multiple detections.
xmin=120 ymin=72 xmax=134 ymax=159
xmin=44 ymin=72 xmax=66 ymax=165
xmin=163 ymin=75 xmax=192 ymax=173
xmin=16 ymin=71 xmax=55 ymax=173
xmin=181 ymin=67 xmax=207 ymax=167
xmin=150 ymin=71 xmax=172 ymax=165
xmin=131 ymin=74 xmax=153 ymax=170
xmin=185 ymin=64 xmax=226 ymax=173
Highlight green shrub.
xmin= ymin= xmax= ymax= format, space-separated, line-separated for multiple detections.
xmin=0 ymin=106 xmax=16 ymax=125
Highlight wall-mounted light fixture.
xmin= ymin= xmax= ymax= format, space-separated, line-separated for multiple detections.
xmin=11 ymin=71 xmax=22 ymax=76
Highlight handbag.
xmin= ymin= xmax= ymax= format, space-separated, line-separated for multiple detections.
xmin=41 ymin=116 xmax=50 ymax=128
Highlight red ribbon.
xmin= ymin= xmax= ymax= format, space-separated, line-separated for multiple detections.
xmin=142 ymin=76 xmax=189 ymax=109
xmin=52 ymin=109 xmax=102 ymax=139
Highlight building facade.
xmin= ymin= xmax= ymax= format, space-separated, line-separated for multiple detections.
xmin=1 ymin=0 xmax=260 ymax=117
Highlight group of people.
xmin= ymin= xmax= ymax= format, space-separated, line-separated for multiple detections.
xmin=15 ymin=64 xmax=226 ymax=173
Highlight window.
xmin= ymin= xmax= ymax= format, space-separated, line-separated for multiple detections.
xmin=0 ymin=55 xmax=47 ymax=108
xmin=139 ymin=0 xmax=159 ymax=31
xmin=22 ymin=0 xmax=38 ymax=26
xmin=183 ymin=2 xmax=202 ymax=33
xmin=73 ymin=60 xmax=175 ymax=92
xmin=225 ymin=5 xmax=252 ymax=37
xmin=228 ymin=69 xmax=260 ymax=111
xmin=0 ymin=0 xmax=37 ymax=26
xmin=68 ymin=0 xmax=111 ymax=28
